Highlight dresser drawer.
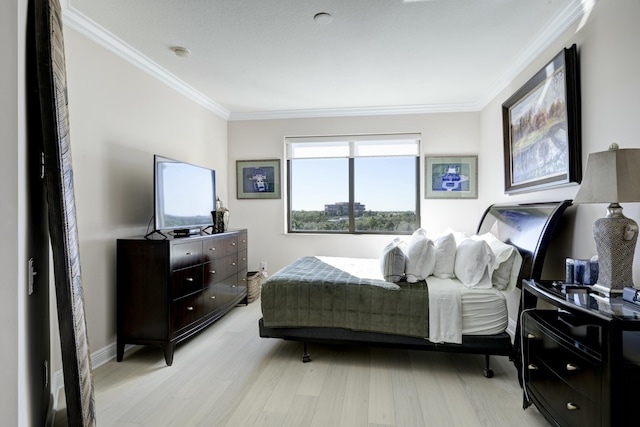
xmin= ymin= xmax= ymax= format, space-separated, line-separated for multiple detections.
xmin=170 ymin=292 xmax=203 ymax=334
xmin=237 ymin=249 xmax=247 ymax=272
xmin=525 ymin=316 xmax=602 ymax=399
xmin=171 ymin=265 xmax=203 ymax=299
xmin=237 ymin=231 xmax=247 ymax=251
xmin=223 ymin=235 xmax=239 ymax=256
xmin=203 ymin=254 xmax=237 ymax=285
xmin=171 ymin=241 xmax=202 ymax=269
xmin=202 ymin=238 xmax=225 ymax=262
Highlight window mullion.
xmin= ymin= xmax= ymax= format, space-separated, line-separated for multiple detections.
xmin=349 ymin=157 xmax=355 ymax=233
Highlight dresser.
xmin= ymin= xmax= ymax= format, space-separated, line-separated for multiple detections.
xmin=116 ymin=229 xmax=248 ymax=365
xmin=521 ymin=280 xmax=640 ymax=426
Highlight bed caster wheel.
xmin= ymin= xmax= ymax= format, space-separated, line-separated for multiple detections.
xmin=483 ymin=368 xmax=494 ymax=378
xmin=302 ymin=354 xmax=311 ymax=363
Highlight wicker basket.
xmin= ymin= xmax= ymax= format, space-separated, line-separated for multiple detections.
xmin=246 ymin=271 xmax=263 ymax=303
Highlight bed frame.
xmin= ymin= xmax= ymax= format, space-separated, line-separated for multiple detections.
xmin=258 ymin=200 xmax=572 ymax=377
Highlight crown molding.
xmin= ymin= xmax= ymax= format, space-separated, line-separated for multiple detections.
xmin=60 ymin=1 xmax=230 ymax=120
xmin=227 ymin=102 xmax=480 ymax=121
xmin=60 ymin=0 xmax=590 ymax=122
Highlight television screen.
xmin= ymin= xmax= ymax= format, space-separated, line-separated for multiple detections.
xmin=154 ymin=155 xmax=216 ymax=232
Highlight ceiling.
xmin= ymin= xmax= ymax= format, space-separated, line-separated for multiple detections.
xmin=61 ymin=0 xmax=588 ymax=120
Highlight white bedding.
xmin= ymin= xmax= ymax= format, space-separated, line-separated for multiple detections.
xmin=316 ymin=256 xmax=508 ymax=343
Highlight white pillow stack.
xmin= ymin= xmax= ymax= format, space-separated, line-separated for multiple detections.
xmin=454 ymin=238 xmax=495 ymax=288
xmin=405 ymin=228 xmax=436 ymax=283
xmin=433 ymin=233 xmax=456 ymax=279
xmin=380 ymin=238 xmax=407 ymax=282
xmin=379 ymin=229 xmax=521 ymax=290
xmin=473 ymin=233 xmax=523 ymax=291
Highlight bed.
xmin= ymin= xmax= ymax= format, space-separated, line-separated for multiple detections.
xmin=258 ymin=200 xmax=572 ymax=377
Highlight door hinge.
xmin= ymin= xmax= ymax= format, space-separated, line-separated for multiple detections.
xmin=41 ymin=151 xmax=45 ymax=179
xmin=28 ymin=257 xmax=37 ymax=296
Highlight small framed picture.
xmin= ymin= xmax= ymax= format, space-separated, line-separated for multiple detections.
xmin=425 ymin=155 xmax=478 ymax=199
xmin=236 ymin=159 xmax=281 ymax=199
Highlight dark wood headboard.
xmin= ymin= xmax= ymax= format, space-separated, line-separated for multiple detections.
xmin=476 ymin=200 xmax=572 ymax=286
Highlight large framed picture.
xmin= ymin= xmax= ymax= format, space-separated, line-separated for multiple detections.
xmin=502 ymin=44 xmax=581 ymax=194
xmin=425 ymin=155 xmax=478 ymax=199
xmin=236 ymin=159 xmax=281 ymax=199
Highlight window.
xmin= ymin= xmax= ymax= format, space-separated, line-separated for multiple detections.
xmin=286 ymin=134 xmax=420 ymax=234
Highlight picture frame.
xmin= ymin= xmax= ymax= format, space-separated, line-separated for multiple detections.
xmin=236 ymin=159 xmax=281 ymax=199
xmin=502 ymin=44 xmax=581 ymax=194
xmin=425 ymin=155 xmax=478 ymax=199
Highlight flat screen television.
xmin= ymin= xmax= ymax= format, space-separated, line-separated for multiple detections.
xmin=151 ymin=155 xmax=216 ymax=237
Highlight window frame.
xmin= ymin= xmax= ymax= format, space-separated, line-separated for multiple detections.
xmin=286 ymin=134 xmax=421 ymax=235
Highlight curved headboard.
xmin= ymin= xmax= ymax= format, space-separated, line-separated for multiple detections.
xmin=476 ymin=200 xmax=572 ymax=286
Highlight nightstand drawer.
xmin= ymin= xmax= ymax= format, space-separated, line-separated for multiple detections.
xmin=525 ymin=315 xmax=601 ymax=399
xmin=527 ymin=361 xmax=600 ymax=427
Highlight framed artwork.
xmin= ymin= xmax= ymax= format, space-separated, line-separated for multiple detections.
xmin=502 ymin=44 xmax=581 ymax=194
xmin=236 ymin=159 xmax=281 ymax=199
xmin=425 ymin=155 xmax=478 ymax=199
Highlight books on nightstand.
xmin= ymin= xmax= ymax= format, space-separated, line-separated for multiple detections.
xmin=623 ymin=287 xmax=640 ymax=306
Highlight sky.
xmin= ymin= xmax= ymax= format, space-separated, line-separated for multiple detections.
xmin=290 ymin=157 xmax=416 ymax=212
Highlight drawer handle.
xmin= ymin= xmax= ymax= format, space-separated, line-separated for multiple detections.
xmin=242 ymin=239 xmax=246 ymax=243
xmin=231 ymin=285 xmax=236 ymax=288
xmin=210 ymin=296 xmax=216 ymax=300
xmin=231 ymin=262 xmax=236 ymax=266
xmin=209 ymin=247 xmax=215 ymax=251
xmin=566 ymin=402 xmax=579 ymax=411
xmin=566 ymin=363 xmax=579 ymax=371
xmin=527 ymin=364 xmax=538 ymax=371
xmin=231 ymin=242 xmax=236 ymax=246
xmin=186 ymin=277 xmax=194 ymax=282
xmin=242 ymin=277 xmax=246 ymax=282
xmin=527 ymin=333 xmax=536 ymax=339
xmin=242 ymin=257 xmax=246 ymax=261
xmin=186 ymin=252 xmax=192 ymax=256
xmin=210 ymin=270 xmax=216 ymax=274
xmin=186 ymin=306 xmax=194 ymax=311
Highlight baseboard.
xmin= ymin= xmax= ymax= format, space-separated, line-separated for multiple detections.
xmin=51 ymin=341 xmax=140 ymax=418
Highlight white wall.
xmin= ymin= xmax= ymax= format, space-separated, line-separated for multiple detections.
xmin=228 ymin=113 xmax=483 ymax=274
xmin=57 ymin=27 xmax=228 ymax=367
xmin=1 ymin=0 xmax=27 ymax=424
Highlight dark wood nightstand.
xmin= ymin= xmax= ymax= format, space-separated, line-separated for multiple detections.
xmin=521 ymin=279 xmax=640 ymax=427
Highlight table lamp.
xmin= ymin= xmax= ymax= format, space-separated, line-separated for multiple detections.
xmin=573 ymin=143 xmax=640 ymax=294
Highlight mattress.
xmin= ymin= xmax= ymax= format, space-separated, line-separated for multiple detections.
xmin=318 ymin=256 xmax=508 ymax=336
xmin=261 ymin=256 xmax=508 ymax=340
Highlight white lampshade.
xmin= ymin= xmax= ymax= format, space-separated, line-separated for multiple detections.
xmin=574 ymin=144 xmax=640 ymax=205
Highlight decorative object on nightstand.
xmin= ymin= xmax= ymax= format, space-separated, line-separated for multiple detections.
xmin=573 ymin=143 xmax=640 ymax=294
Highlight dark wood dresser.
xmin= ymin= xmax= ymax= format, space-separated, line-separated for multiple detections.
xmin=116 ymin=229 xmax=248 ymax=365
xmin=521 ymin=279 xmax=640 ymax=426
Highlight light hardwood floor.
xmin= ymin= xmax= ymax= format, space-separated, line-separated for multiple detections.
xmin=56 ymin=299 xmax=549 ymax=426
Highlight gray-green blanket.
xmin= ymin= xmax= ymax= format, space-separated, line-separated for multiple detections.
xmin=260 ymin=256 xmax=430 ymax=338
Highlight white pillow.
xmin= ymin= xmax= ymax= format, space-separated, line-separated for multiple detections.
xmin=474 ymin=233 xmax=523 ymax=291
xmin=444 ymin=227 xmax=469 ymax=246
xmin=405 ymin=229 xmax=436 ymax=283
xmin=454 ymin=238 xmax=495 ymax=288
xmin=380 ymin=238 xmax=407 ymax=283
xmin=433 ymin=233 xmax=456 ymax=279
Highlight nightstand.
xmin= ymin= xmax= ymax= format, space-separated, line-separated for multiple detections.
xmin=521 ymin=279 xmax=640 ymax=427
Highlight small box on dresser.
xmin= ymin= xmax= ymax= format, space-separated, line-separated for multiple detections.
xmin=116 ymin=229 xmax=247 ymax=366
